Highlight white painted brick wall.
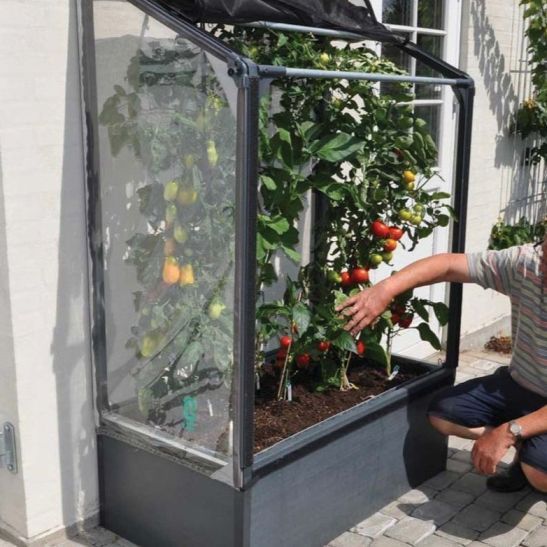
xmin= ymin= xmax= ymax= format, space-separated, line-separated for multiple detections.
xmin=459 ymin=0 xmax=524 ymax=338
xmin=0 ymin=0 xmax=98 ymax=541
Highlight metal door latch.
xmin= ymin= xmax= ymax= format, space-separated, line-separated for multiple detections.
xmin=0 ymin=422 xmax=17 ymax=474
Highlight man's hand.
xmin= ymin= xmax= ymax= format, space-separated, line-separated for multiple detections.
xmin=471 ymin=424 xmax=515 ymax=475
xmin=335 ymin=281 xmax=393 ymax=336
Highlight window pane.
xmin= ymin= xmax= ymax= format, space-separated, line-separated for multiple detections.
xmin=382 ymin=0 xmax=412 ymax=26
xmin=418 ymin=0 xmax=444 ymax=29
xmin=414 ymin=104 xmax=441 ymax=148
xmin=415 ymin=34 xmax=443 ymax=99
xmin=93 ymin=0 xmax=237 ymax=467
xmin=380 ymin=33 xmax=412 ymax=97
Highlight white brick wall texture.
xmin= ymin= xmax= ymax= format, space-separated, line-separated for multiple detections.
xmin=459 ymin=0 xmax=526 ymax=338
xmin=0 ymin=0 xmax=98 ymax=542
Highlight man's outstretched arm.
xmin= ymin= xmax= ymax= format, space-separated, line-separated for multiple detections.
xmin=335 ymin=253 xmax=471 ymax=336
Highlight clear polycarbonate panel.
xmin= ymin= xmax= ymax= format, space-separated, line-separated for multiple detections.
xmin=92 ymin=0 xmax=238 ymax=469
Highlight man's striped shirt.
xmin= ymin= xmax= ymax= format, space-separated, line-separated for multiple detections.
xmin=467 ymin=244 xmax=547 ymax=397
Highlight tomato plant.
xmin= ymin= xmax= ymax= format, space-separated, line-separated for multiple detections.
xmin=99 ymin=25 xmax=453 ymax=418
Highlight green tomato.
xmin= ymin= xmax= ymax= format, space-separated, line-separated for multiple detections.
xmin=410 ymin=214 xmax=423 ymax=226
xmin=327 ymin=270 xmax=342 ymax=283
xmin=174 ymin=223 xmax=189 ymax=244
xmin=319 ymin=52 xmax=331 ymax=65
xmin=208 ymin=301 xmax=226 ymax=320
xmin=382 ymin=251 xmax=393 ymax=262
xmin=165 ymin=203 xmax=177 ymax=224
xmin=164 ymin=180 xmax=179 ymax=202
xmin=399 ymin=209 xmax=412 ymax=222
xmin=370 ymin=254 xmax=383 ymax=267
xmin=414 ymin=204 xmax=425 ymax=213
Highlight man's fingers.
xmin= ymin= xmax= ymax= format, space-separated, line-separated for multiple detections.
xmin=335 ymin=296 xmax=357 ymax=312
xmin=344 ymin=310 xmax=366 ymax=332
xmin=351 ymin=316 xmax=372 ymax=335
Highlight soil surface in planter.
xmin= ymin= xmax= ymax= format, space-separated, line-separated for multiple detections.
xmin=254 ymin=360 xmax=427 ymax=452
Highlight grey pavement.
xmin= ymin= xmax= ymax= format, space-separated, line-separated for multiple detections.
xmin=3 ymin=350 xmax=545 ymax=547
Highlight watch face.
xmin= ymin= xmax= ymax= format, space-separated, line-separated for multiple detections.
xmin=510 ymin=422 xmax=522 ymax=436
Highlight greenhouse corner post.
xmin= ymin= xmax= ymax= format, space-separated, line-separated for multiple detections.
xmin=445 ymin=82 xmax=475 ymax=369
xmin=232 ymin=58 xmax=260 ymax=490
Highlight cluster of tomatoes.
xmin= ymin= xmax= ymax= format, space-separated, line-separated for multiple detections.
xmin=389 ymin=303 xmax=414 ymax=329
xmin=274 ymin=335 xmax=366 ymax=372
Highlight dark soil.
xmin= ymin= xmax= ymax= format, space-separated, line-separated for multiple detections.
xmin=254 ymin=360 xmax=426 ymax=452
xmin=484 ymin=335 xmax=512 ymax=355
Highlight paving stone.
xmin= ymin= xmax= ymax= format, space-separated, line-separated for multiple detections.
xmin=329 ymin=532 xmax=372 ymax=547
xmin=466 ymin=543 xmax=493 ymax=547
xmin=451 ymin=450 xmax=473 ymax=464
xmin=369 ymin=537 xmax=409 ymax=547
xmin=77 ymin=528 xmax=117 ymax=547
xmin=451 ymin=473 xmax=488 ymax=497
xmin=446 ymin=458 xmax=473 ymax=474
xmin=449 ymin=437 xmax=474 ymax=451
xmin=501 ymin=509 xmax=543 ymax=532
xmin=416 ymin=534 xmax=465 ymax=547
xmin=468 ymin=360 xmax=497 ymax=373
xmin=398 ymin=488 xmax=434 ymax=505
xmin=456 ymin=372 xmax=474 ymax=384
xmin=522 ymin=525 xmax=547 ymax=547
xmin=435 ymin=488 xmax=476 ymax=510
xmin=384 ymin=516 xmax=436 ymax=545
xmin=436 ymin=522 xmax=479 ymax=545
xmin=423 ymin=470 xmax=460 ymax=491
xmin=111 ymin=539 xmax=137 ymax=547
xmin=352 ymin=513 xmax=397 ymax=538
xmin=452 ymin=503 xmax=501 ymax=532
xmin=475 ymin=488 xmax=529 ymax=513
xmin=379 ymin=500 xmax=414 ymax=520
xmin=478 ymin=522 xmax=528 ymax=547
xmin=516 ymin=492 xmax=547 ymax=519
xmin=411 ymin=499 xmax=459 ymax=526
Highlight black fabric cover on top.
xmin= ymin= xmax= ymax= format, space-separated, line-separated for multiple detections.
xmin=162 ymin=0 xmax=401 ymax=43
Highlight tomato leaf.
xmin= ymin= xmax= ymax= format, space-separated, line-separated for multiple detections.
xmin=310 ymin=133 xmax=364 ymax=162
xmin=417 ymin=323 xmax=442 ymax=351
xmin=332 ymin=331 xmax=357 ymax=353
xmin=363 ymin=341 xmax=389 ymax=369
xmin=292 ymin=302 xmax=311 ymax=334
xmin=432 ymin=302 xmax=449 ymax=326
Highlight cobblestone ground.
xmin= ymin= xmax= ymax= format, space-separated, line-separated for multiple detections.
xmin=2 ymin=350 xmax=545 ymax=547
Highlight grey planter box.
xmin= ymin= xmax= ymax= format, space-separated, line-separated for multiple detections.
xmin=99 ymin=362 xmax=453 ymax=547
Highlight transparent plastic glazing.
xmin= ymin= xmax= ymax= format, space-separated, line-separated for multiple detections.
xmin=92 ymin=0 xmax=238 ymax=470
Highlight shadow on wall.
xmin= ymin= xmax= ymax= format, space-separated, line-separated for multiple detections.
xmin=50 ymin=0 xmax=98 ymax=532
xmin=471 ymin=0 xmax=545 ymax=226
xmin=470 ymin=0 xmax=519 ymax=165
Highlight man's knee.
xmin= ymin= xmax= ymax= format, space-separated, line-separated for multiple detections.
xmin=521 ymin=462 xmax=547 ymax=493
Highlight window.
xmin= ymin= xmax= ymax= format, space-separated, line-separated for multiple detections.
xmin=380 ymin=0 xmax=447 ymax=147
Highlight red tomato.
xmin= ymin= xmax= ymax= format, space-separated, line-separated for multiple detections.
xmin=279 ymin=335 xmax=292 ymax=348
xmin=340 ymin=271 xmax=352 ymax=287
xmin=383 ymin=239 xmax=398 ymax=252
xmin=391 ymin=304 xmax=406 ymax=315
xmin=317 ymin=341 xmax=331 ymax=352
xmin=398 ymin=313 xmax=414 ymax=328
xmin=296 ymin=354 xmax=311 ymax=368
xmin=371 ymin=220 xmax=390 ymax=238
xmin=391 ymin=313 xmax=401 ymax=326
xmin=350 ymin=267 xmax=369 ymax=284
xmin=356 ymin=341 xmax=366 ymax=355
xmin=388 ymin=226 xmax=404 ymax=241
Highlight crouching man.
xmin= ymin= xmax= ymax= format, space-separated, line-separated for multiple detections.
xmin=336 ymin=234 xmax=547 ymax=492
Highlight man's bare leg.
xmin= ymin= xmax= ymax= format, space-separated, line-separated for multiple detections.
xmin=429 ymin=415 xmax=490 ymax=440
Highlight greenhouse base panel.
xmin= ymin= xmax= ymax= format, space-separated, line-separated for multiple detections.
xmin=98 ymin=364 xmax=453 ymax=547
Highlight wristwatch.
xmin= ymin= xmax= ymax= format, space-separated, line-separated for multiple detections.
xmin=509 ymin=420 xmax=523 ymax=441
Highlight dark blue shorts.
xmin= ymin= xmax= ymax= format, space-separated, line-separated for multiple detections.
xmin=428 ymin=367 xmax=547 ymax=474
